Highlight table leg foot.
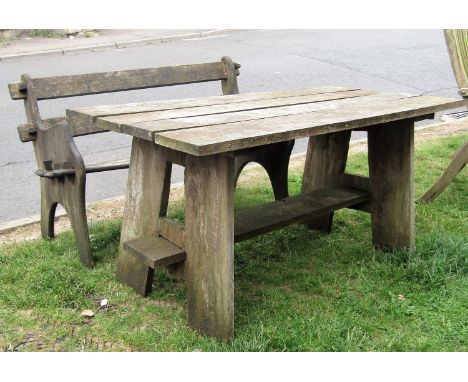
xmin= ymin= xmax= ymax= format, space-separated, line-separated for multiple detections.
xmin=116 ymin=138 xmax=169 ymax=296
xmin=117 ymin=257 xmax=154 ymax=297
xmin=184 ymin=154 xmax=235 ymax=341
xmin=260 ymin=140 xmax=294 ymax=200
xmin=368 ymin=121 xmax=415 ymax=251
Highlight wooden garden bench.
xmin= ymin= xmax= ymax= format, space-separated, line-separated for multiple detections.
xmin=419 ymin=29 xmax=468 ymax=202
xmin=9 ymin=57 xmax=294 ymax=267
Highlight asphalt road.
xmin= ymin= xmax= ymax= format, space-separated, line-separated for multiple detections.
xmin=0 ymin=29 xmax=461 ymax=223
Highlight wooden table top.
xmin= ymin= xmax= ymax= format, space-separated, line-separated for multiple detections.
xmin=67 ymin=87 xmax=464 ymax=156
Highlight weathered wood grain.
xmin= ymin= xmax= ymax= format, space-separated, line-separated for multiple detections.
xmin=301 ymin=131 xmax=351 ymax=232
xmin=444 ymin=29 xmax=468 ymax=96
xmin=96 ymin=89 xmax=377 ymax=140
xmin=17 ymin=117 xmax=68 ymax=142
xmin=221 ymin=56 xmax=239 ymax=95
xmin=18 ymin=119 xmax=105 ymax=142
xmin=234 ymin=186 xmax=369 ymax=242
xmin=123 ymin=236 xmax=185 ymax=269
xmin=152 ymin=95 xmax=463 ymax=155
xmin=66 ymin=86 xmax=356 ymax=128
xmin=98 ymin=89 xmax=374 ymax=127
xmin=233 ymin=141 xmax=294 ymax=200
xmin=35 ymin=159 xmax=130 ymax=178
xmin=338 ymin=174 xmax=372 ymax=212
xmin=21 ymin=75 xmax=94 ymax=267
xmin=159 ymin=217 xmax=185 ymax=249
xmin=418 ymin=30 xmax=468 ymax=203
xmin=184 ymin=154 xmax=235 ymax=341
xmin=156 ymin=185 xmax=369 ymax=245
xmin=368 ymin=120 xmax=415 ymax=250
xmin=12 ymin=57 xmax=243 ymax=269
xmin=338 ymin=173 xmax=370 ymax=192
xmin=116 ymin=139 xmax=170 ymax=296
xmin=9 ymin=62 xmax=231 ymax=100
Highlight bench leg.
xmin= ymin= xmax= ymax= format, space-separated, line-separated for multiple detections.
xmin=368 ymin=120 xmax=415 ymax=251
xmin=185 ymin=154 xmax=235 ymax=341
xmin=302 ymin=131 xmax=351 ymax=232
xmin=66 ymin=193 xmax=94 ymax=267
xmin=62 ymin=178 xmax=94 ymax=267
xmin=116 ymin=138 xmax=169 ymax=296
xmin=40 ymin=181 xmax=57 ymax=239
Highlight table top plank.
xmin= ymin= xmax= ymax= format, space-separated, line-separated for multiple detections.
xmin=152 ymin=94 xmax=463 ymax=155
xmin=66 ymin=86 xmax=356 ymax=129
xmin=96 ymin=88 xmax=374 ymax=131
xmin=66 ymin=87 xmax=464 ymax=156
xmin=107 ymin=92 xmax=413 ymax=141
xmin=97 ymin=89 xmax=379 ymax=140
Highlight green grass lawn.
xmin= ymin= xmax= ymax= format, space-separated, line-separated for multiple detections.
xmin=0 ymin=135 xmax=466 ymax=351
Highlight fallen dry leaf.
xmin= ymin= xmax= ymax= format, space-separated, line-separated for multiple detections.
xmin=80 ymin=309 xmax=94 ymax=318
xmin=398 ymin=294 xmax=406 ymax=301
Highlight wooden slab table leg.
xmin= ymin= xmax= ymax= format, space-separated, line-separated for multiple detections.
xmin=116 ymin=138 xmax=169 ymax=296
xmin=368 ymin=120 xmax=415 ymax=251
xmin=301 ymin=130 xmax=351 ymax=232
xmin=184 ymin=154 xmax=235 ymax=341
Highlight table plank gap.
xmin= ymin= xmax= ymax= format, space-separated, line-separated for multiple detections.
xmin=128 ymin=92 xmax=413 ymax=140
xmin=67 ymin=86 xmax=360 ymax=130
xmin=98 ymin=89 xmax=374 ymax=127
xmin=96 ymin=92 xmax=414 ymax=141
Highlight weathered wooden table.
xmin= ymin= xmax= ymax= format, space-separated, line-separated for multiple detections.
xmin=67 ymin=87 xmax=463 ymax=341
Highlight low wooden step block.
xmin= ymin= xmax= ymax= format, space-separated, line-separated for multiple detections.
xmin=234 ymin=186 xmax=369 ymax=241
xmin=123 ymin=236 xmax=185 ymax=269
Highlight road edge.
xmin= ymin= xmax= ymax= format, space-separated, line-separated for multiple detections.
xmin=0 ymin=29 xmax=229 ymax=62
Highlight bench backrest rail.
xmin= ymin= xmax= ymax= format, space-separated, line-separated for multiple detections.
xmin=9 ymin=60 xmax=240 ymax=100
xmin=10 ymin=57 xmax=241 ymax=142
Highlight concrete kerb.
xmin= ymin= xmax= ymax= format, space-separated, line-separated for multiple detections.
xmin=0 ymin=29 xmax=229 ymax=63
xmin=0 ymin=209 xmax=68 ymax=235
